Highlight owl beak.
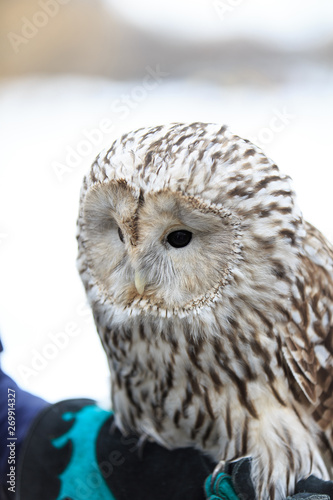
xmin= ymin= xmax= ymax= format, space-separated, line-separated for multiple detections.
xmin=134 ymin=270 xmax=146 ymax=295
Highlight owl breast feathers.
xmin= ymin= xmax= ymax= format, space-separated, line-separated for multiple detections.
xmin=77 ymin=123 xmax=333 ymax=500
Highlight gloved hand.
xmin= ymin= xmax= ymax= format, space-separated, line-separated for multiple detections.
xmin=205 ymin=457 xmax=332 ymax=500
xmin=15 ymin=397 xmax=333 ymax=500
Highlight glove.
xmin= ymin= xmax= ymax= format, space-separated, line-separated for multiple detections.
xmin=293 ymin=475 xmax=333 ymax=500
xmin=205 ymin=458 xmax=332 ymax=500
xmin=15 ymin=398 xmax=333 ymax=500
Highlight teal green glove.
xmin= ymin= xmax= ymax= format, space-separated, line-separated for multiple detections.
xmin=204 ymin=471 xmax=240 ymax=500
xmin=204 ymin=458 xmax=332 ymax=500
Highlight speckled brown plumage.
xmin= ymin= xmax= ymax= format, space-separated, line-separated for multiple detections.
xmin=77 ymin=123 xmax=333 ymax=500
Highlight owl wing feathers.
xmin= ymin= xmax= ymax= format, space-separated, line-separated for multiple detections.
xmin=282 ymin=339 xmax=318 ymax=404
xmin=282 ymin=222 xmax=333 ymax=425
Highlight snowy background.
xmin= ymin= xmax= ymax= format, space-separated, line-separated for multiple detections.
xmin=0 ymin=0 xmax=332 ymax=405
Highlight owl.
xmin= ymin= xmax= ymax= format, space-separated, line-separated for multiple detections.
xmin=77 ymin=123 xmax=333 ymax=500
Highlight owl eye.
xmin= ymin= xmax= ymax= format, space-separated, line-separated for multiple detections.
xmin=118 ymin=227 xmax=124 ymax=243
xmin=167 ymin=230 xmax=192 ymax=248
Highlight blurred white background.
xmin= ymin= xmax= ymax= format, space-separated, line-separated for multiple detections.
xmin=0 ymin=0 xmax=332 ymax=405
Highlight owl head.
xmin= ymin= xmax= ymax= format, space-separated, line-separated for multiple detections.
xmin=77 ymin=123 xmax=304 ymax=320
